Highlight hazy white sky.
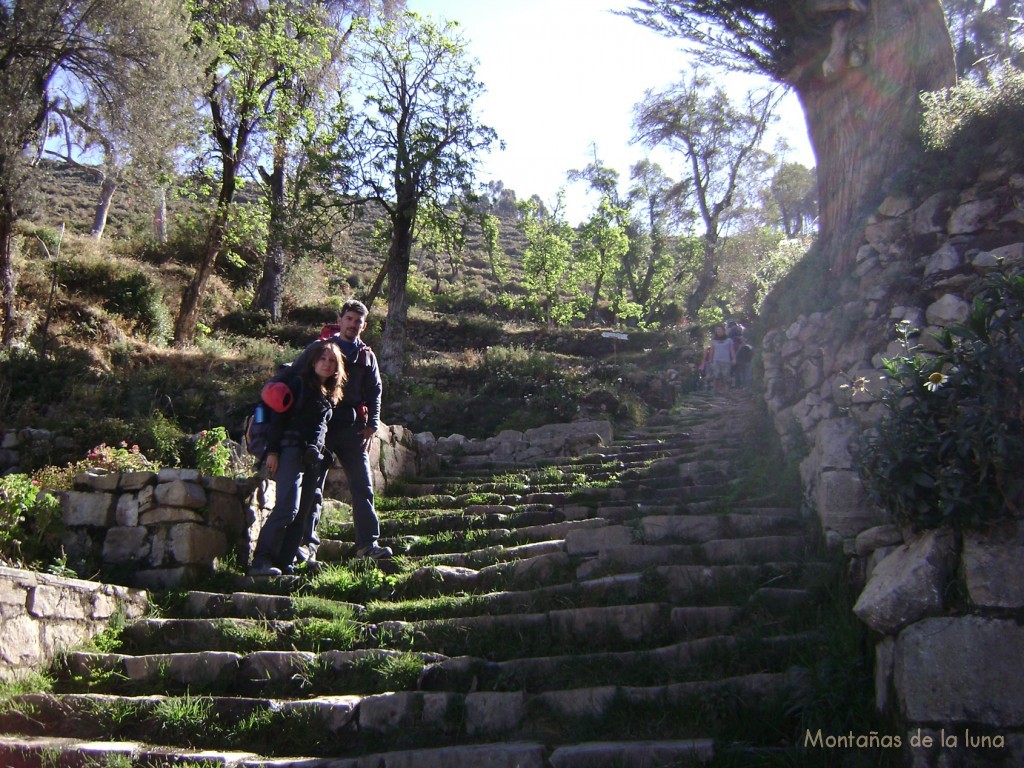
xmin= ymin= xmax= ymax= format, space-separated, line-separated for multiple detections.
xmin=406 ymin=0 xmax=815 ymax=223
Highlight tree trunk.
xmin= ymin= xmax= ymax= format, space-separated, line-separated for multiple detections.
xmin=379 ymin=204 xmax=415 ymax=380
xmin=365 ymin=256 xmax=389 ymax=310
xmin=90 ymin=175 xmax=117 ymax=239
xmin=153 ymin=187 xmax=167 ymax=244
xmin=173 ymin=164 xmax=237 ymax=345
xmin=0 ymin=199 xmax=18 ymax=347
xmin=253 ymin=141 xmax=288 ymax=322
xmin=792 ymin=0 xmax=955 ymax=271
xmin=684 ymin=235 xmax=720 ymax=321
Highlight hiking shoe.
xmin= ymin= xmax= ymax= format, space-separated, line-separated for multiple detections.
xmin=355 ymin=543 xmax=393 ymax=561
xmin=301 ymin=559 xmax=328 ymax=575
xmin=248 ymin=562 xmax=282 ymax=578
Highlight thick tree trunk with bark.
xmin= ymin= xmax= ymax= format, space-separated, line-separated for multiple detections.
xmin=90 ymin=175 xmax=117 ymax=239
xmin=379 ymin=201 xmax=416 ymax=379
xmin=790 ymin=0 xmax=955 ymax=270
xmin=0 ymin=200 xmax=18 ymax=347
xmin=173 ymin=164 xmax=236 ymax=345
xmin=253 ymin=143 xmax=287 ymax=322
xmin=684 ymin=233 xmax=720 ymax=321
xmin=153 ymin=187 xmax=167 ymax=244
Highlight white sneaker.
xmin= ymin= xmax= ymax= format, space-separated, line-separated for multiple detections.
xmin=248 ymin=562 xmax=282 ymax=577
xmin=355 ymin=543 xmax=393 ymax=560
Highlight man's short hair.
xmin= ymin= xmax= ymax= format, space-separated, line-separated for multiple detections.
xmin=341 ymin=299 xmax=369 ymax=317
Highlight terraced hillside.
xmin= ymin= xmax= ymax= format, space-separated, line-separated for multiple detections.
xmin=0 ymin=394 xmax=861 ymax=768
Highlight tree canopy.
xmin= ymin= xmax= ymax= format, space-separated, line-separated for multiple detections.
xmin=337 ymin=11 xmax=499 ymax=378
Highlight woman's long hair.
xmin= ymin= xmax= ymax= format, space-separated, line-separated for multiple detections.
xmin=303 ymin=340 xmax=346 ymax=405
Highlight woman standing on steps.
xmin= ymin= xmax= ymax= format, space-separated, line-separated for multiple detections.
xmin=708 ymin=324 xmax=735 ymax=394
xmin=249 ymin=340 xmax=346 ymax=577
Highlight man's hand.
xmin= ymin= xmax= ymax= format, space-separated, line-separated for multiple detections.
xmin=265 ymin=452 xmax=279 ymax=477
xmin=357 ymin=425 xmax=376 ymax=451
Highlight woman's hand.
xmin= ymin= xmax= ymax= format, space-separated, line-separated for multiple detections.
xmin=265 ymin=452 xmax=279 ymax=477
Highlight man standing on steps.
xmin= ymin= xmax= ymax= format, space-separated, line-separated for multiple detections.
xmin=288 ymin=299 xmax=392 ymax=563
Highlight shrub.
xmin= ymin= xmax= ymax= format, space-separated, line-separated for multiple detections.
xmin=859 ymin=271 xmax=1024 ymax=529
xmin=103 ymin=271 xmax=172 ymax=344
xmin=920 ymin=65 xmax=1024 ymax=153
xmin=194 ymin=427 xmax=233 ymax=477
xmin=0 ymin=473 xmax=63 ymax=566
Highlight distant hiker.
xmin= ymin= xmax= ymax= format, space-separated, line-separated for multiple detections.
xmin=696 ymin=346 xmax=714 ymax=392
xmin=733 ymin=333 xmax=754 ymax=389
xmin=709 ymin=324 xmax=735 ymax=393
xmin=249 ymin=340 xmax=345 ymax=577
xmin=289 ymin=299 xmax=392 ymax=563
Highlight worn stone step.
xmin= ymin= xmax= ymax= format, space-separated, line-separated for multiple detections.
xmin=408 ymin=539 xmax=566 ymax=573
xmin=548 ymin=739 xmax=714 ymax=767
xmin=3 ymin=670 xmax=799 ymax=750
xmin=421 ymin=635 xmax=741 ymax=693
xmin=54 ymin=647 xmax=448 ymax=697
xmin=373 ymin=602 xmax=763 ymax=660
xmin=0 ymin=734 xmax=262 ymax=768
xmin=656 ymin=563 xmax=821 ymax=603
xmin=639 ymin=512 xmax=803 ymax=544
xmin=577 ymin=535 xmax=810 ymax=579
xmin=175 ymin=590 xmax=365 ymax=619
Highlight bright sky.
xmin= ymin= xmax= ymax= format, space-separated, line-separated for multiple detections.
xmin=406 ymin=0 xmax=815 ymax=224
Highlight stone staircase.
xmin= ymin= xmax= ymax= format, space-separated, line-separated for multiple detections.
xmin=0 ymin=393 xmax=840 ymax=767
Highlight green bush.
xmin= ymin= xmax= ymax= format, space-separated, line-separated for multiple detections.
xmin=0 ymin=473 xmax=63 ymax=566
xmin=104 ymin=271 xmax=172 ymax=344
xmin=921 ymin=65 xmax=1024 ymax=153
xmin=859 ymin=271 xmax=1024 ymax=529
xmin=194 ymin=427 xmax=234 ymax=477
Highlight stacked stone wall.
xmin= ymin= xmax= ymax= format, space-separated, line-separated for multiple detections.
xmin=761 ymin=140 xmax=1024 ymax=766
xmin=0 ymin=566 xmax=148 ymax=682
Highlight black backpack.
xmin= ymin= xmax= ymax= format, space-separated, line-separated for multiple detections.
xmin=242 ymin=376 xmax=304 ymax=461
xmin=735 ymin=344 xmax=753 ymax=365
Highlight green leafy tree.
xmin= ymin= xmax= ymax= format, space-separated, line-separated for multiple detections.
xmin=415 ymin=200 xmax=466 ymax=295
xmin=767 ymin=160 xmax=817 ymax=238
xmin=519 ymin=197 xmax=579 ymax=325
xmin=577 ymin=198 xmax=629 ymax=322
xmin=622 ymin=159 xmax=688 ymax=321
xmin=337 ymin=12 xmax=498 ymax=378
xmin=0 ymin=0 xmax=193 ymax=346
xmin=479 ymin=212 xmax=508 ymax=286
xmin=173 ymin=0 xmax=336 ymax=344
xmin=624 ymin=0 xmax=956 ymax=271
xmin=634 ymin=71 xmax=777 ymax=321
xmin=251 ymin=0 xmax=403 ymax=322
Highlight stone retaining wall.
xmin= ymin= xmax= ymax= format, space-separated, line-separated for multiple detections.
xmin=54 ymin=419 xmax=604 ymax=591
xmin=761 ymin=146 xmax=1024 ymax=765
xmin=0 ymin=565 xmax=148 ymax=682
xmin=414 ymin=420 xmax=614 ymax=468
xmin=58 ymin=423 xmax=427 ymax=589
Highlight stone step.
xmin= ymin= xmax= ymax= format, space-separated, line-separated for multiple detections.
xmin=173 ymin=590 xmax=365 ymax=619
xmin=123 ymin=596 xmax=757 ymax=658
xmin=0 ymin=669 xmax=800 ymax=755
xmin=638 ymin=512 xmax=803 ymax=544
xmin=548 ymin=739 xmax=714 ymax=767
xmin=409 ymin=539 xmax=567 ymax=571
xmin=54 ymin=647 xmax=446 ymax=697
xmin=576 ymin=535 xmax=810 ymax=579
xmin=0 ymin=734 xmax=262 ymax=768
xmin=420 ymin=631 xmax=815 ymax=693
